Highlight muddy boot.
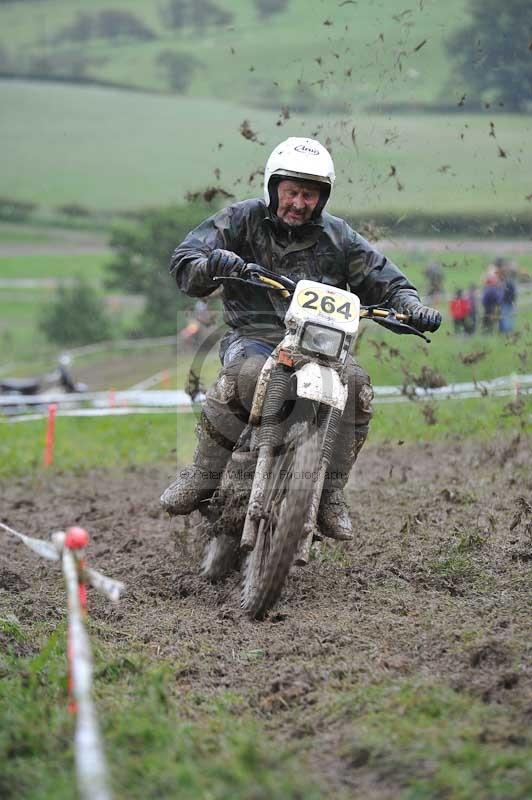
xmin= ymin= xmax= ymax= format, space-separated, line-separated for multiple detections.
xmin=318 ymin=428 xmax=367 ymax=541
xmin=318 ymin=487 xmax=354 ymax=541
xmin=160 ymin=416 xmax=230 ymax=516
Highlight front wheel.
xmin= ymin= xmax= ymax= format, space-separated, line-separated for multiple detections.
xmin=241 ymin=424 xmax=320 ymax=619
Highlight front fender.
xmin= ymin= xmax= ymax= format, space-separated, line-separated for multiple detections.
xmin=295 ymin=362 xmax=347 ymax=410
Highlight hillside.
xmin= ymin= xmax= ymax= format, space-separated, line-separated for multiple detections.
xmin=0 ymin=0 xmax=469 ymax=107
xmin=1 ymin=0 xmax=531 ymax=225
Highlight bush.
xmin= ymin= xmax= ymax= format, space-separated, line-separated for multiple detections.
xmin=106 ymin=204 xmax=209 ymax=336
xmin=39 ymin=278 xmax=113 ymax=346
xmin=27 ymin=50 xmax=93 ymax=79
xmin=191 ymin=0 xmax=232 ymax=28
xmin=56 ymin=203 xmax=92 ymax=218
xmin=255 ymin=0 xmax=290 ymax=19
xmin=0 ymin=196 xmax=37 ymax=222
xmin=156 ymin=50 xmax=201 ymax=92
xmin=160 ymin=0 xmax=233 ymax=31
xmin=53 ymin=12 xmax=95 ymax=44
xmin=161 ymin=0 xmax=187 ymax=29
xmin=53 ymin=9 xmax=156 ymax=45
xmin=97 ymin=10 xmax=156 ymax=41
xmin=445 ymin=0 xmax=532 ymax=112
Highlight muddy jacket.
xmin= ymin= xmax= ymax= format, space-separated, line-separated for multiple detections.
xmin=171 ymin=198 xmax=420 ymax=346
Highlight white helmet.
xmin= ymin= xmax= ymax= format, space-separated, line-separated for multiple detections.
xmin=264 ymin=137 xmax=335 ymax=217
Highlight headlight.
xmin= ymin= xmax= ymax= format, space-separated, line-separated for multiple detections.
xmin=300 ymin=323 xmax=344 ymax=359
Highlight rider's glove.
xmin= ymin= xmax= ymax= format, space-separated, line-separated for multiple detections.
xmin=207 ymin=249 xmax=246 ymax=279
xmin=406 ymin=303 xmax=442 ymax=333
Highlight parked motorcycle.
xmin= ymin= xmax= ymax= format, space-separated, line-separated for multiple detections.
xmin=196 ymin=265 xmax=430 ymax=618
xmin=0 ymin=355 xmax=87 ymax=413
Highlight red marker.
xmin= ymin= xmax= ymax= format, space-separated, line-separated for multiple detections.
xmin=65 ymin=526 xmax=89 ymax=550
xmin=43 ymin=403 xmax=57 ymax=467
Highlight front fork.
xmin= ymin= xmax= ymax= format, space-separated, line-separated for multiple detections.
xmin=294 ymin=404 xmax=342 ymax=565
xmin=241 ymin=363 xmax=291 ymax=551
xmin=241 ymin=362 xmax=345 ymax=556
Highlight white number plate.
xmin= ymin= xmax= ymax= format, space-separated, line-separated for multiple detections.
xmin=286 ymin=280 xmax=360 ymax=334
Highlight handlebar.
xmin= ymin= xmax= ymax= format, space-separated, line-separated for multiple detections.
xmin=213 ymin=263 xmax=431 ymax=341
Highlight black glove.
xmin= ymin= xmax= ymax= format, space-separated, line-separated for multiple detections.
xmin=406 ymin=303 xmax=442 ymax=333
xmin=207 ymin=249 xmax=246 ymax=279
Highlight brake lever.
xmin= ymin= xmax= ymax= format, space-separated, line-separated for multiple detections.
xmin=244 ymin=264 xmax=297 ymax=291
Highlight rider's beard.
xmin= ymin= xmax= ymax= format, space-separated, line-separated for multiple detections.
xmin=282 ymin=207 xmax=307 ymax=226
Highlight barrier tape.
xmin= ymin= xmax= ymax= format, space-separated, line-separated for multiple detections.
xmin=0 ymin=520 xmax=59 ymax=560
xmin=0 ymin=521 xmax=125 ymax=800
xmin=1 ymin=387 xmax=530 ymax=425
xmin=0 ymin=374 xmax=530 ymax=410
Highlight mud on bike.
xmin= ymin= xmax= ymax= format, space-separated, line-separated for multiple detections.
xmin=192 ymin=264 xmax=430 ymax=619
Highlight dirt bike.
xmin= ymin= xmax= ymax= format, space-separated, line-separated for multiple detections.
xmin=197 ymin=264 xmax=430 ymax=619
xmin=0 ymin=356 xmax=87 ymax=414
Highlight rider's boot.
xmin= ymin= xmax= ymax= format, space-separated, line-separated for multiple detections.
xmin=160 ymin=414 xmax=231 ymax=515
xmin=318 ymin=427 xmax=367 ymax=541
xmin=161 ymin=349 xmax=268 ymax=516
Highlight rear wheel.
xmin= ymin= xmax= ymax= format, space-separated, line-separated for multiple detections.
xmin=241 ymin=424 xmax=320 ymax=619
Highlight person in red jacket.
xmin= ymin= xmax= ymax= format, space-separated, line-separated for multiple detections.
xmin=449 ymin=289 xmax=472 ymax=334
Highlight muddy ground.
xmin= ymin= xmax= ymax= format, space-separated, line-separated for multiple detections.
xmin=1 ymin=435 xmax=531 ymax=796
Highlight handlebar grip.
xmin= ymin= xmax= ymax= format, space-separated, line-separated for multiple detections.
xmin=360 ymin=308 xmax=409 ymax=322
xmin=257 ymin=275 xmax=291 ymax=298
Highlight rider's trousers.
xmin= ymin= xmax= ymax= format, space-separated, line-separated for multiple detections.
xmin=196 ymin=337 xmax=373 ymax=489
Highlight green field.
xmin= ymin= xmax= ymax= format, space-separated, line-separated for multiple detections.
xmin=1 ymin=79 xmax=531 ymax=219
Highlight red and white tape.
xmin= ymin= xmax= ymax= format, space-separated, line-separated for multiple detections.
xmin=1 ymin=521 xmax=124 ymax=800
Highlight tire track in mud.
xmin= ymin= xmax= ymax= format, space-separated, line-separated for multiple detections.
xmin=1 ymin=436 xmax=531 ymax=794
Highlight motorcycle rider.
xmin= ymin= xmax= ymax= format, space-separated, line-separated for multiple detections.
xmin=161 ymin=137 xmax=441 ymax=540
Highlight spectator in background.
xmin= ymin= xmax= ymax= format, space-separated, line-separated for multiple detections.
xmin=449 ymin=289 xmax=472 ymax=334
xmin=424 ymin=260 xmax=444 ymax=305
xmin=481 ymin=267 xmax=503 ymax=333
xmin=494 ymin=257 xmax=517 ymax=334
xmin=465 ymin=283 xmax=478 ymax=334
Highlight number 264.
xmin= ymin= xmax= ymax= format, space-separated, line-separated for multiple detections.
xmin=301 ymin=290 xmax=352 ymax=320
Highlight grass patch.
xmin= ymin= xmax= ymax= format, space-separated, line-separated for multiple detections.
xmin=0 ymin=629 xmax=325 ymax=800
xmin=0 ymin=224 xmax=60 ymax=245
xmin=0 ymin=290 xmax=58 ymax=364
xmin=370 ymin=395 xmax=526 ymax=443
xmin=0 ymin=412 xmax=196 ymax=477
xmin=0 ymin=394 xmax=525 ymax=479
xmin=328 ymin=680 xmax=532 ymax=800
xmin=0 ymin=615 xmax=25 ymax=642
xmin=0 ymin=290 xmax=134 ymax=366
xmin=0 ymin=252 xmax=110 ymax=283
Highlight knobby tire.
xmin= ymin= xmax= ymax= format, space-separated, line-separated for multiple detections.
xmin=241 ymin=425 xmax=320 ymax=619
